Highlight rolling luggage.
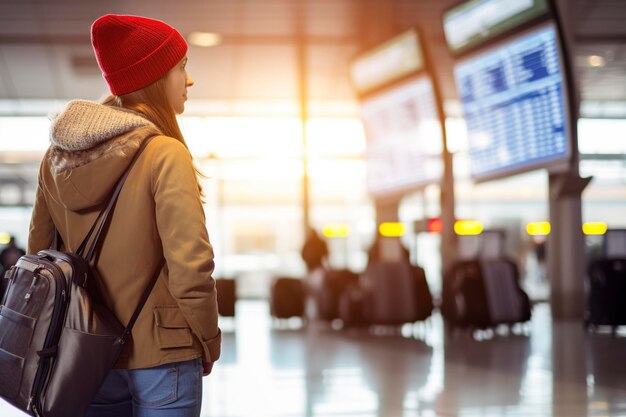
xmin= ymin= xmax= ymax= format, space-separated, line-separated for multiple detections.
xmin=361 ymin=261 xmax=433 ymax=325
xmin=586 ymin=258 xmax=626 ymax=330
xmin=315 ymin=269 xmax=359 ymax=321
xmin=0 ymin=266 xmax=6 ymax=301
xmin=412 ymin=265 xmax=434 ymax=321
xmin=338 ymin=283 xmax=367 ymax=327
xmin=216 ymin=278 xmax=236 ymax=317
xmin=444 ymin=259 xmax=531 ymax=329
xmin=270 ymin=277 xmax=306 ymax=319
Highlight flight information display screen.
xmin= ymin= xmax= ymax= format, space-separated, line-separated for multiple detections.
xmin=361 ymin=76 xmax=444 ymax=196
xmin=454 ymin=24 xmax=570 ymax=180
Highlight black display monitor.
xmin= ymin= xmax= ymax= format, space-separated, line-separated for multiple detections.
xmin=360 ymin=76 xmax=444 ymax=196
xmin=452 ymin=23 xmax=571 ymax=181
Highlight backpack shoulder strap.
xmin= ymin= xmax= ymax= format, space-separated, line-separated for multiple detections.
xmin=81 ymin=136 xmax=155 ymax=262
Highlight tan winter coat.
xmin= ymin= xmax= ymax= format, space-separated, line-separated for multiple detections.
xmin=28 ymin=100 xmax=221 ymax=369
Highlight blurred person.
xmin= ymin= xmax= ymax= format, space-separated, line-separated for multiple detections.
xmin=28 ymin=14 xmax=220 ymax=417
xmin=367 ymin=235 xmax=410 ymax=266
xmin=0 ymin=235 xmax=25 ymax=271
xmin=533 ymin=236 xmax=547 ymax=281
xmin=301 ymin=227 xmax=329 ymax=273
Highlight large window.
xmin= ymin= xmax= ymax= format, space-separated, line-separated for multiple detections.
xmin=182 ymin=116 xmax=372 ymax=297
xmin=579 ymin=119 xmax=626 ymax=230
xmin=1 ymin=115 xmax=624 ymax=297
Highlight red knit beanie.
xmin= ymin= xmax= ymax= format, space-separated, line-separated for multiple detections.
xmin=91 ymin=14 xmax=188 ymax=95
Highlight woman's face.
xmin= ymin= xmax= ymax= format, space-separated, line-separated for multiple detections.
xmin=165 ymin=56 xmax=194 ymax=114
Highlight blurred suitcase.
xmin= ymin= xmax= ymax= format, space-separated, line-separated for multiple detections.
xmin=362 ymin=261 xmax=433 ymax=325
xmin=338 ymin=283 xmax=367 ymax=327
xmin=270 ymin=277 xmax=306 ymax=319
xmin=412 ymin=266 xmax=434 ymax=321
xmin=315 ymin=269 xmax=359 ymax=321
xmin=481 ymin=259 xmax=530 ymax=325
xmin=0 ymin=266 xmax=6 ymax=303
xmin=586 ymin=258 xmax=626 ymax=330
xmin=216 ymin=278 xmax=236 ymax=317
xmin=445 ymin=259 xmax=531 ymax=329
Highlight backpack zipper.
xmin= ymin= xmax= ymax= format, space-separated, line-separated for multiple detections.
xmin=24 ymin=274 xmax=40 ymax=303
xmin=29 ymin=258 xmax=70 ymax=413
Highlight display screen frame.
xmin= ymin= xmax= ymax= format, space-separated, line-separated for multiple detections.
xmin=453 ymin=21 xmax=573 ymax=182
xmin=443 ymin=0 xmax=552 ymax=57
xmin=350 ymin=29 xmax=425 ymax=97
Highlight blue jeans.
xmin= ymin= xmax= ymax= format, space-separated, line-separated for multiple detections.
xmin=86 ymin=358 xmax=203 ymax=417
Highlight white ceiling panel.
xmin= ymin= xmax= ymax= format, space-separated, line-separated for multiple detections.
xmin=1 ymin=45 xmax=57 ymax=99
xmin=186 ymin=45 xmax=238 ymax=100
xmin=307 ymin=44 xmax=359 ymax=100
xmin=304 ymin=0 xmax=356 ymax=37
xmin=237 ymin=0 xmax=296 ymax=35
xmin=232 ymin=45 xmax=298 ymax=99
xmin=0 ymin=0 xmax=624 ymax=106
xmin=0 ymin=78 xmax=9 ymax=99
xmin=0 ymin=2 xmax=39 ymax=36
xmin=187 ymin=43 xmax=300 ymax=101
xmin=51 ymin=44 xmax=109 ymax=101
xmin=0 ymin=50 xmax=12 ymax=98
xmin=575 ymin=0 xmax=626 ymax=37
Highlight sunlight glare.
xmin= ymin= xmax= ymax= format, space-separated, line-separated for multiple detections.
xmin=306 ymin=118 xmax=366 ymax=158
xmin=182 ymin=116 xmax=303 ymax=159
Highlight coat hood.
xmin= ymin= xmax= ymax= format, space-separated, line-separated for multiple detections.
xmin=43 ymin=99 xmax=161 ymax=212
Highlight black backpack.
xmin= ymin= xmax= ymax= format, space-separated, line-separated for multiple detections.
xmin=0 ymin=137 xmax=161 ymax=417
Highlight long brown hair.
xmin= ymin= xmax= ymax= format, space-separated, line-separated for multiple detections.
xmin=102 ymin=76 xmax=205 ymax=196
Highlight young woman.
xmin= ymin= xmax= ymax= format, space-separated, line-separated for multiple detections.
xmin=28 ymin=14 xmax=220 ymax=416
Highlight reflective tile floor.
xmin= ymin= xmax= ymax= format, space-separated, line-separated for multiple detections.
xmin=3 ymin=300 xmax=626 ymax=417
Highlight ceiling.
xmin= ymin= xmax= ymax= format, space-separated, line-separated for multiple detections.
xmin=0 ymin=0 xmax=625 ymax=117
xmin=0 ymin=0 xmax=624 ymax=206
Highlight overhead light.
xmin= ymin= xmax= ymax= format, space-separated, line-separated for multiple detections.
xmin=583 ymin=222 xmax=608 ymax=235
xmin=527 ymin=222 xmax=550 ymax=236
xmin=587 ymin=55 xmax=605 ymax=68
xmin=188 ymin=32 xmax=222 ymax=47
xmin=379 ymin=222 xmax=405 ymax=237
xmin=454 ymin=220 xmax=483 ymax=236
xmin=322 ymin=224 xmax=350 ymax=238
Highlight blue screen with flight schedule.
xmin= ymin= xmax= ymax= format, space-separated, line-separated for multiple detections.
xmin=454 ymin=24 xmax=569 ymax=180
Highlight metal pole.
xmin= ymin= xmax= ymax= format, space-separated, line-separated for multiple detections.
xmin=547 ymin=0 xmax=591 ymax=320
xmin=296 ymin=2 xmax=310 ymax=233
xmin=420 ymin=29 xmax=458 ymax=282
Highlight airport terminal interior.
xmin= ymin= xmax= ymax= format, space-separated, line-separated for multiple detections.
xmin=1 ymin=0 xmax=626 ymax=416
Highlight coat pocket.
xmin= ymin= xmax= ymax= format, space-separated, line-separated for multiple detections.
xmin=154 ymin=306 xmax=193 ymax=349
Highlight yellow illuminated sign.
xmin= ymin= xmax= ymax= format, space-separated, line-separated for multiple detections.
xmin=0 ymin=232 xmax=11 ymax=245
xmin=379 ymin=222 xmax=405 ymax=237
xmin=454 ymin=220 xmax=483 ymax=235
xmin=526 ymin=222 xmax=551 ymax=236
xmin=583 ymin=222 xmax=608 ymax=235
xmin=322 ymin=224 xmax=350 ymax=238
